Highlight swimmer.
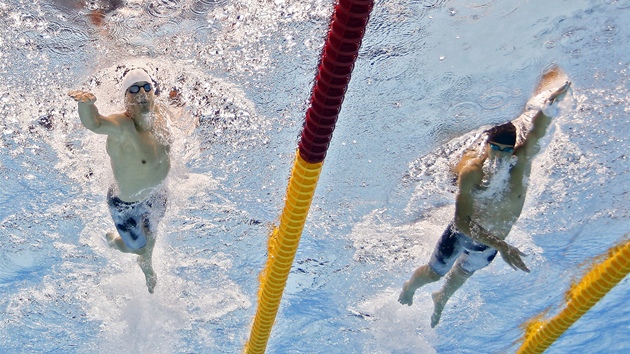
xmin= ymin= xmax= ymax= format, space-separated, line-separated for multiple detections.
xmin=69 ymin=68 xmax=172 ymax=294
xmin=398 ymin=66 xmax=571 ymax=327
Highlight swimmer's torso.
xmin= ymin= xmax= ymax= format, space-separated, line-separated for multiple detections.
xmin=106 ymin=113 xmax=171 ymax=202
xmin=470 ymin=159 xmax=529 ymax=239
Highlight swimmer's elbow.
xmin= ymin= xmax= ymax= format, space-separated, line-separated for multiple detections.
xmin=82 ymin=117 xmax=108 ymax=133
xmin=78 ymin=106 xmax=104 ymax=130
xmin=454 ymin=214 xmax=472 ymax=235
xmin=84 ymin=119 xmax=121 ymax=136
xmin=530 ymin=111 xmax=553 ymax=138
xmin=80 ymin=118 xmax=100 ymax=132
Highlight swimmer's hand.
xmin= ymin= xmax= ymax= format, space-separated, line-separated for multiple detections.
xmin=498 ymin=243 xmax=530 ymax=273
xmin=548 ymin=81 xmax=571 ymax=104
xmin=68 ymin=90 xmax=97 ymax=104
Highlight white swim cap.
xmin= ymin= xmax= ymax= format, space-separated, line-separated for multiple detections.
xmin=122 ymin=69 xmax=153 ymax=92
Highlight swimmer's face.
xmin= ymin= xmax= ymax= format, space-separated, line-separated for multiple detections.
xmin=125 ymin=81 xmax=154 ymax=109
xmin=487 ymin=141 xmax=515 ymax=159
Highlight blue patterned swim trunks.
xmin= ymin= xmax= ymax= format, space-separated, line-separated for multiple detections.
xmin=428 ymin=221 xmax=498 ymax=276
xmin=107 ymin=186 xmax=168 ymax=250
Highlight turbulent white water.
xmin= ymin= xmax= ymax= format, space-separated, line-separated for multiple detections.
xmin=1 ymin=0 xmax=629 ymax=353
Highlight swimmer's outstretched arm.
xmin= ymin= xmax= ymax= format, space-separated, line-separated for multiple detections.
xmin=68 ymin=90 xmax=124 ymax=136
xmin=515 ymin=86 xmax=569 ymax=164
xmin=514 ymin=77 xmax=571 ymax=160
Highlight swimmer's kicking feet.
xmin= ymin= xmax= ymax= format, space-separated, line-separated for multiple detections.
xmin=106 ymin=231 xmax=158 ymax=294
xmin=399 ymin=66 xmax=571 ymax=327
xmin=70 ymin=68 xmax=172 ymax=294
xmin=398 ymin=264 xmax=441 ymax=306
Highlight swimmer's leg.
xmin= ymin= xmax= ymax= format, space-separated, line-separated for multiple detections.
xmin=137 ymin=253 xmax=156 ymax=294
xmin=106 ymin=230 xmax=157 ymax=294
xmin=137 ymin=230 xmax=157 ymax=294
xmin=400 ymin=223 xmax=462 ymax=306
xmin=431 ymin=265 xmax=472 ymax=328
xmin=399 ymin=265 xmax=441 ymax=306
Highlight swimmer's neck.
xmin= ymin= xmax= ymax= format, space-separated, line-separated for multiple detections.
xmin=126 ymin=108 xmax=155 ymax=132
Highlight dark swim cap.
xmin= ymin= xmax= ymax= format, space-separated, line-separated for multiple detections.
xmin=486 ymin=122 xmax=516 ymax=145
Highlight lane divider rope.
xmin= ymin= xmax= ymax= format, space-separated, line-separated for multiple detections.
xmin=244 ymin=1 xmax=374 ymax=353
xmin=518 ymin=236 xmax=630 ymax=354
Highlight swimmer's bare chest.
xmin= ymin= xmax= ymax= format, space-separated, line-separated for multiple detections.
xmin=106 ymin=122 xmax=170 ymax=200
xmin=109 ymin=130 xmax=167 ymax=162
xmin=472 ymin=181 xmax=527 ymax=236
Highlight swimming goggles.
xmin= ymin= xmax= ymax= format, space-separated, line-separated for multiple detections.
xmin=128 ymin=83 xmax=152 ymax=94
xmin=489 ymin=142 xmax=515 ymax=153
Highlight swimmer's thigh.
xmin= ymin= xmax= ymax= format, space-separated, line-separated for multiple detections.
xmin=141 ymin=189 xmax=168 ymax=234
xmin=428 ymin=223 xmax=465 ymax=276
xmin=456 ymin=248 xmax=498 ymax=274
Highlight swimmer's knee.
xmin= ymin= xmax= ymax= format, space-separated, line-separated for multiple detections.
xmin=426 ymin=265 xmax=444 ymax=281
xmin=455 ymin=264 xmax=475 ymax=277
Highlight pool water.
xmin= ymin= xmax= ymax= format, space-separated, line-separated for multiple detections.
xmin=0 ymin=0 xmax=629 ymax=352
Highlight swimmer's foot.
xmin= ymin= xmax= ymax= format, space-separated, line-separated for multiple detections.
xmin=547 ymin=80 xmax=571 ymax=104
xmin=106 ymin=232 xmax=135 ymax=253
xmin=106 ymin=232 xmax=124 ymax=251
xmin=431 ymin=292 xmax=447 ymax=328
xmin=145 ymin=272 xmax=157 ymax=294
xmin=105 ymin=232 xmax=116 ymax=246
xmin=398 ymin=281 xmax=415 ymax=306
xmin=137 ymin=256 xmax=157 ymax=294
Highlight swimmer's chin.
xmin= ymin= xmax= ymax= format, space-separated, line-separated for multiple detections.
xmin=126 ymin=102 xmax=153 ymax=114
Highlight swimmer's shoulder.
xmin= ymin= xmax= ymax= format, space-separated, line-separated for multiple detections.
xmin=457 ymin=158 xmax=483 ymax=188
xmin=455 ymin=153 xmax=483 ymax=176
xmin=101 ymin=113 xmax=136 ymax=141
xmin=100 ymin=112 xmax=131 ymax=124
